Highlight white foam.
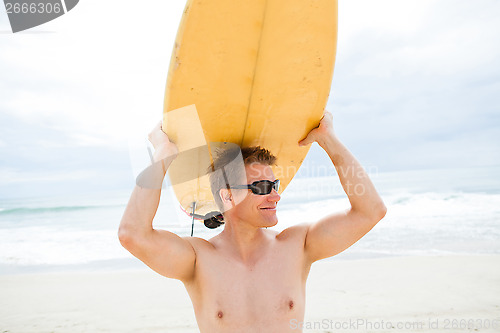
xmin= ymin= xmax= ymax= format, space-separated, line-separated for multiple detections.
xmin=1 ymin=168 xmax=500 ymax=267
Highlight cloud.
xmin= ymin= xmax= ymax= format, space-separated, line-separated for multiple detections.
xmin=323 ymin=0 xmax=500 ymax=170
xmin=0 ymin=0 xmax=186 ymax=148
xmin=1 ymin=0 xmax=499 ymax=199
xmin=0 ymin=167 xmax=95 ymax=184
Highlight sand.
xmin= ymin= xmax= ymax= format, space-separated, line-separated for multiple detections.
xmin=1 ymin=255 xmax=499 ymax=332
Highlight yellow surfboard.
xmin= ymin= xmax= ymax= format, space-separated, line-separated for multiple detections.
xmin=163 ymin=0 xmax=338 ymax=217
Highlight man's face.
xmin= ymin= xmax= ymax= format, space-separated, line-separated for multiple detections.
xmin=229 ymin=163 xmax=281 ymax=228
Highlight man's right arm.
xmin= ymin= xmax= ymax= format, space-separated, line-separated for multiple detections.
xmin=118 ymin=123 xmax=196 ymax=282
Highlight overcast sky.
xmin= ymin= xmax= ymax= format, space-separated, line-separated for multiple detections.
xmin=1 ymin=0 xmax=499 ymax=199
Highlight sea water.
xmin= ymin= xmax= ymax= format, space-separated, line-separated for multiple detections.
xmin=1 ymin=166 xmax=499 ymax=274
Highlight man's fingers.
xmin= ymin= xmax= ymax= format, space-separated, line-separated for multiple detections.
xmin=156 ymin=121 xmax=164 ymax=134
xmin=148 ymin=120 xmax=170 ymax=145
xmin=299 ymin=134 xmax=314 ymax=146
xmin=321 ymin=111 xmax=333 ymax=126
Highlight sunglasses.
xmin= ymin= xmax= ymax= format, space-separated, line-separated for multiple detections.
xmin=231 ymin=179 xmax=280 ymax=195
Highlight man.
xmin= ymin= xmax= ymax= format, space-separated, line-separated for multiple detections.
xmin=118 ymin=111 xmax=386 ymax=332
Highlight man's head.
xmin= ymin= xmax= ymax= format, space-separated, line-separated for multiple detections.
xmin=208 ymin=146 xmax=280 ymax=226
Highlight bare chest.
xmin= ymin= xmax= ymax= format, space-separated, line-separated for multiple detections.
xmin=185 ymin=244 xmax=308 ymax=331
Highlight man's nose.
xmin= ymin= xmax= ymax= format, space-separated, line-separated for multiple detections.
xmin=268 ymin=189 xmax=281 ymax=202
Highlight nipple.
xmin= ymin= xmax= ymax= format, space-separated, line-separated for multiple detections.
xmin=289 ymin=300 xmax=294 ymax=309
xmin=217 ymin=311 xmax=224 ymax=319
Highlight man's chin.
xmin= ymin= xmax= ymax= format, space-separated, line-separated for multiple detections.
xmin=261 ymin=217 xmax=278 ymax=228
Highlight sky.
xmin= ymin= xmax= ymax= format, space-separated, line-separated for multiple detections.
xmin=0 ymin=0 xmax=499 ymax=199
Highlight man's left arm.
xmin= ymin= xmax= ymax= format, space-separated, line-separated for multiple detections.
xmin=299 ymin=112 xmax=387 ymax=263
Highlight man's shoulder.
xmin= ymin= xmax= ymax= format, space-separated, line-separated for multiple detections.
xmin=275 ymin=223 xmax=309 ymax=241
xmin=182 ymin=236 xmax=215 ymax=251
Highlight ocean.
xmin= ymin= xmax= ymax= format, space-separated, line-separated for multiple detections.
xmin=1 ymin=166 xmax=499 ymax=274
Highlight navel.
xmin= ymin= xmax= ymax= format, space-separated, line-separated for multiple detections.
xmin=217 ymin=311 xmax=224 ymax=319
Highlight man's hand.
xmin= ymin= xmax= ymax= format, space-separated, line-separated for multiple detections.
xmin=148 ymin=121 xmax=178 ymax=162
xmin=299 ymin=111 xmax=335 ymax=147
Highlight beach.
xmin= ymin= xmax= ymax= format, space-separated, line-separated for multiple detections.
xmin=1 ymin=167 xmax=500 ymax=332
xmin=1 ymin=255 xmax=499 ymax=333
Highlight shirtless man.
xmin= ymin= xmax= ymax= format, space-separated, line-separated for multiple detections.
xmin=118 ymin=111 xmax=386 ymax=332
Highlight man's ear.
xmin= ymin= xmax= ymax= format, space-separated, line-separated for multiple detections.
xmin=219 ymin=189 xmax=232 ymax=203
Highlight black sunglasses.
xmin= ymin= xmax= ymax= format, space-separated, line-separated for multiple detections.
xmin=231 ymin=179 xmax=280 ymax=195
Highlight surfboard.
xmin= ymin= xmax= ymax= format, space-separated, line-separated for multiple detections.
xmin=163 ymin=0 xmax=338 ymax=217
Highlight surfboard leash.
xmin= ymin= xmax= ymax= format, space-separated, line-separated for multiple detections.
xmin=190 ymin=202 xmax=196 ymax=237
